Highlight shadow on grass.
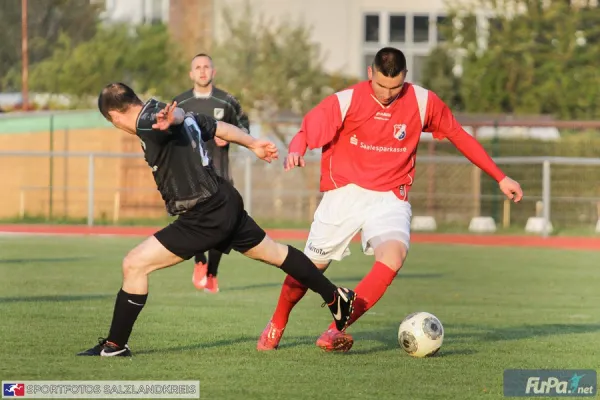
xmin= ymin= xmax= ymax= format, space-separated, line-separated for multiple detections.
xmin=0 ymin=257 xmax=90 ymax=264
xmin=445 ymin=323 xmax=600 ymax=343
xmin=224 ymin=273 xmax=443 ymax=292
xmin=282 ymin=322 xmax=600 ymax=357
xmin=0 ymin=294 xmax=112 ymax=304
xmin=134 ymin=336 xmax=258 ymax=355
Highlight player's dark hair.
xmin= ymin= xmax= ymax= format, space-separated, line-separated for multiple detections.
xmin=192 ymin=53 xmax=212 ymax=62
xmin=98 ymin=82 xmax=143 ymax=121
xmin=372 ymin=47 xmax=407 ymax=77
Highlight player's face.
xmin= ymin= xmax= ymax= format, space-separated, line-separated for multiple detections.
xmin=368 ymin=66 xmax=406 ymax=105
xmin=108 ymin=111 xmax=134 ymax=134
xmin=190 ymin=56 xmax=215 ymax=88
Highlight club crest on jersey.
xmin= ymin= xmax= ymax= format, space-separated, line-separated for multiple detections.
xmin=214 ymin=108 xmax=225 ymax=120
xmin=393 ymin=124 xmax=407 ymax=141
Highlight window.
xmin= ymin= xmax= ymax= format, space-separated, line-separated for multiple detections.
xmin=365 ymin=15 xmax=380 ymax=42
xmin=389 ymin=15 xmax=406 ymax=42
xmin=436 ymin=16 xmax=448 ymax=42
xmin=412 ymin=55 xmax=428 ymax=84
xmin=150 ymin=0 xmax=163 ymax=24
xmin=413 ymin=15 xmax=430 ymax=43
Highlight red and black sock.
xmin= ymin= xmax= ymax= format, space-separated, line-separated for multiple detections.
xmin=328 ymin=261 xmax=397 ymax=330
xmin=272 ymin=275 xmax=309 ymax=328
xmin=279 ymin=246 xmax=335 ymax=305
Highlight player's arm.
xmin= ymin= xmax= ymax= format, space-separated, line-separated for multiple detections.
xmin=424 ymin=92 xmax=523 ymax=202
xmin=285 ymin=92 xmax=349 ymax=171
xmin=215 ymin=94 xmax=250 ymax=147
xmin=193 ymin=113 xmax=278 ymax=163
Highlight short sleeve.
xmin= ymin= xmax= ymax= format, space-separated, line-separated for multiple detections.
xmin=192 ymin=113 xmax=218 ymax=142
xmin=136 ymin=99 xmax=170 ymax=144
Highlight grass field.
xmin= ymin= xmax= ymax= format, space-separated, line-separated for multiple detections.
xmin=1 ymin=235 xmax=599 ymax=399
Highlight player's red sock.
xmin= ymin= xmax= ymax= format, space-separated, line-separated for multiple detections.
xmin=328 ymin=261 xmax=397 ymax=331
xmin=271 ymin=275 xmax=308 ymax=328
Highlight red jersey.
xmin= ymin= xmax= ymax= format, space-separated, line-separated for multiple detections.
xmin=289 ymin=81 xmax=505 ymax=199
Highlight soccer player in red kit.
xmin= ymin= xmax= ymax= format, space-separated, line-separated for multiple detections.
xmin=257 ymin=47 xmax=523 ymax=352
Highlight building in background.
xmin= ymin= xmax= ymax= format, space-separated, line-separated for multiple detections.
xmin=210 ymin=0 xmax=449 ymax=83
xmin=99 ymin=0 xmax=170 ymax=25
xmin=102 ymin=0 xmax=451 ymax=83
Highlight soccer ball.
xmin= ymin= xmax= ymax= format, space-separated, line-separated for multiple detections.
xmin=398 ymin=311 xmax=444 ymax=358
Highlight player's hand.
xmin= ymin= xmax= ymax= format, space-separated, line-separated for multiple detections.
xmin=249 ymin=140 xmax=279 ymax=163
xmin=152 ymin=101 xmax=178 ymax=130
xmin=499 ymin=176 xmax=523 ymax=203
xmin=283 ymin=152 xmax=306 ymax=171
xmin=214 ymin=137 xmax=228 ymax=147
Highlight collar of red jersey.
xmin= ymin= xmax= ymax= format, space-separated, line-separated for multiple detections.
xmin=367 ymin=81 xmax=405 ymax=109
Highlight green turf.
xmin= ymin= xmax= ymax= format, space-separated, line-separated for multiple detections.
xmin=0 ymin=236 xmax=598 ymax=399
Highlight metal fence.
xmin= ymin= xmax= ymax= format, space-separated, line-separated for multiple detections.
xmin=1 ymin=150 xmax=599 ymax=236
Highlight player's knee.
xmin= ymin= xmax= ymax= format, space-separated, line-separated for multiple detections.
xmin=313 ymin=261 xmax=329 ymax=271
xmin=122 ymin=253 xmax=147 ymax=278
xmin=242 ymin=235 xmax=288 ymax=266
xmin=374 ymin=240 xmax=408 ymax=272
xmin=264 ymin=241 xmax=290 ymax=266
xmin=383 ymin=255 xmax=405 ymax=272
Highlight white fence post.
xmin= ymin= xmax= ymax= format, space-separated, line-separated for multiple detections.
xmin=244 ymin=155 xmax=252 ymax=215
xmin=542 ymin=160 xmax=551 ymax=238
xmin=87 ymin=154 xmax=95 ymax=227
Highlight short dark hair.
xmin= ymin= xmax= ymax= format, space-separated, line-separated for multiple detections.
xmin=192 ymin=53 xmax=212 ymax=62
xmin=372 ymin=47 xmax=407 ymax=77
xmin=98 ymin=82 xmax=143 ymax=120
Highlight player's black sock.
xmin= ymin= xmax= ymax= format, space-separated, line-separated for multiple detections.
xmin=279 ymin=246 xmax=335 ymax=304
xmin=207 ymin=249 xmax=222 ymax=276
xmin=194 ymin=252 xmax=207 ymax=265
xmin=106 ymin=289 xmax=148 ymax=348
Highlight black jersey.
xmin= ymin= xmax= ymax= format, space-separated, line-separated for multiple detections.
xmin=173 ymin=87 xmax=250 ymax=180
xmin=136 ymin=98 xmax=221 ymax=215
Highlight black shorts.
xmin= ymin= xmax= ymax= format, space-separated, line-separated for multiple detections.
xmin=154 ymin=178 xmax=266 ymax=260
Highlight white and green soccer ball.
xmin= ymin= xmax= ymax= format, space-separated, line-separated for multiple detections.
xmin=398 ymin=311 xmax=444 ymax=358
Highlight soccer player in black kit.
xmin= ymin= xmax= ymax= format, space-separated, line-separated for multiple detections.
xmin=173 ymin=53 xmax=248 ymax=293
xmin=77 ymin=82 xmax=356 ymax=357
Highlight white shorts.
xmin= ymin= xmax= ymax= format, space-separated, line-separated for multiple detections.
xmin=304 ymin=184 xmax=412 ymax=263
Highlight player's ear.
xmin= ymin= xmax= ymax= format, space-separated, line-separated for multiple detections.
xmin=107 ymin=110 xmax=118 ymax=122
xmin=367 ymin=66 xmax=373 ymax=80
xmin=189 ymin=70 xmax=194 ymax=81
xmin=108 ymin=110 xmax=122 ymax=126
xmin=212 ymin=67 xmax=217 ymax=79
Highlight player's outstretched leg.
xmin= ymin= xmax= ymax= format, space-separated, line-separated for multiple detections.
xmin=192 ymin=252 xmax=208 ymax=290
xmin=243 ymin=236 xmax=356 ymax=333
xmin=204 ymin=249 xmax=222 ymax=293
xmin=77 ymin=236 xmax=183 ymax=357
xmin=316 ymin=240 xmax=406 ymax=352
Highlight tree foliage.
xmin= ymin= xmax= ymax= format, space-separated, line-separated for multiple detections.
xmin=0 ymin=0 xmax=102 ymax=92
xmin=423 ymin=0 xmax=600 ymax=119
xmin=421 ymin=46 xmax=464 ymax=111
xmin=24 ymin=23 xmax=187 ymax=104
xmin=209 ymin=1 xmax=359 ymax=142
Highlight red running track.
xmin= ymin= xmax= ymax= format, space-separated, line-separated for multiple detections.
xmin=0 ymin=224 xmax=599 ymax=250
